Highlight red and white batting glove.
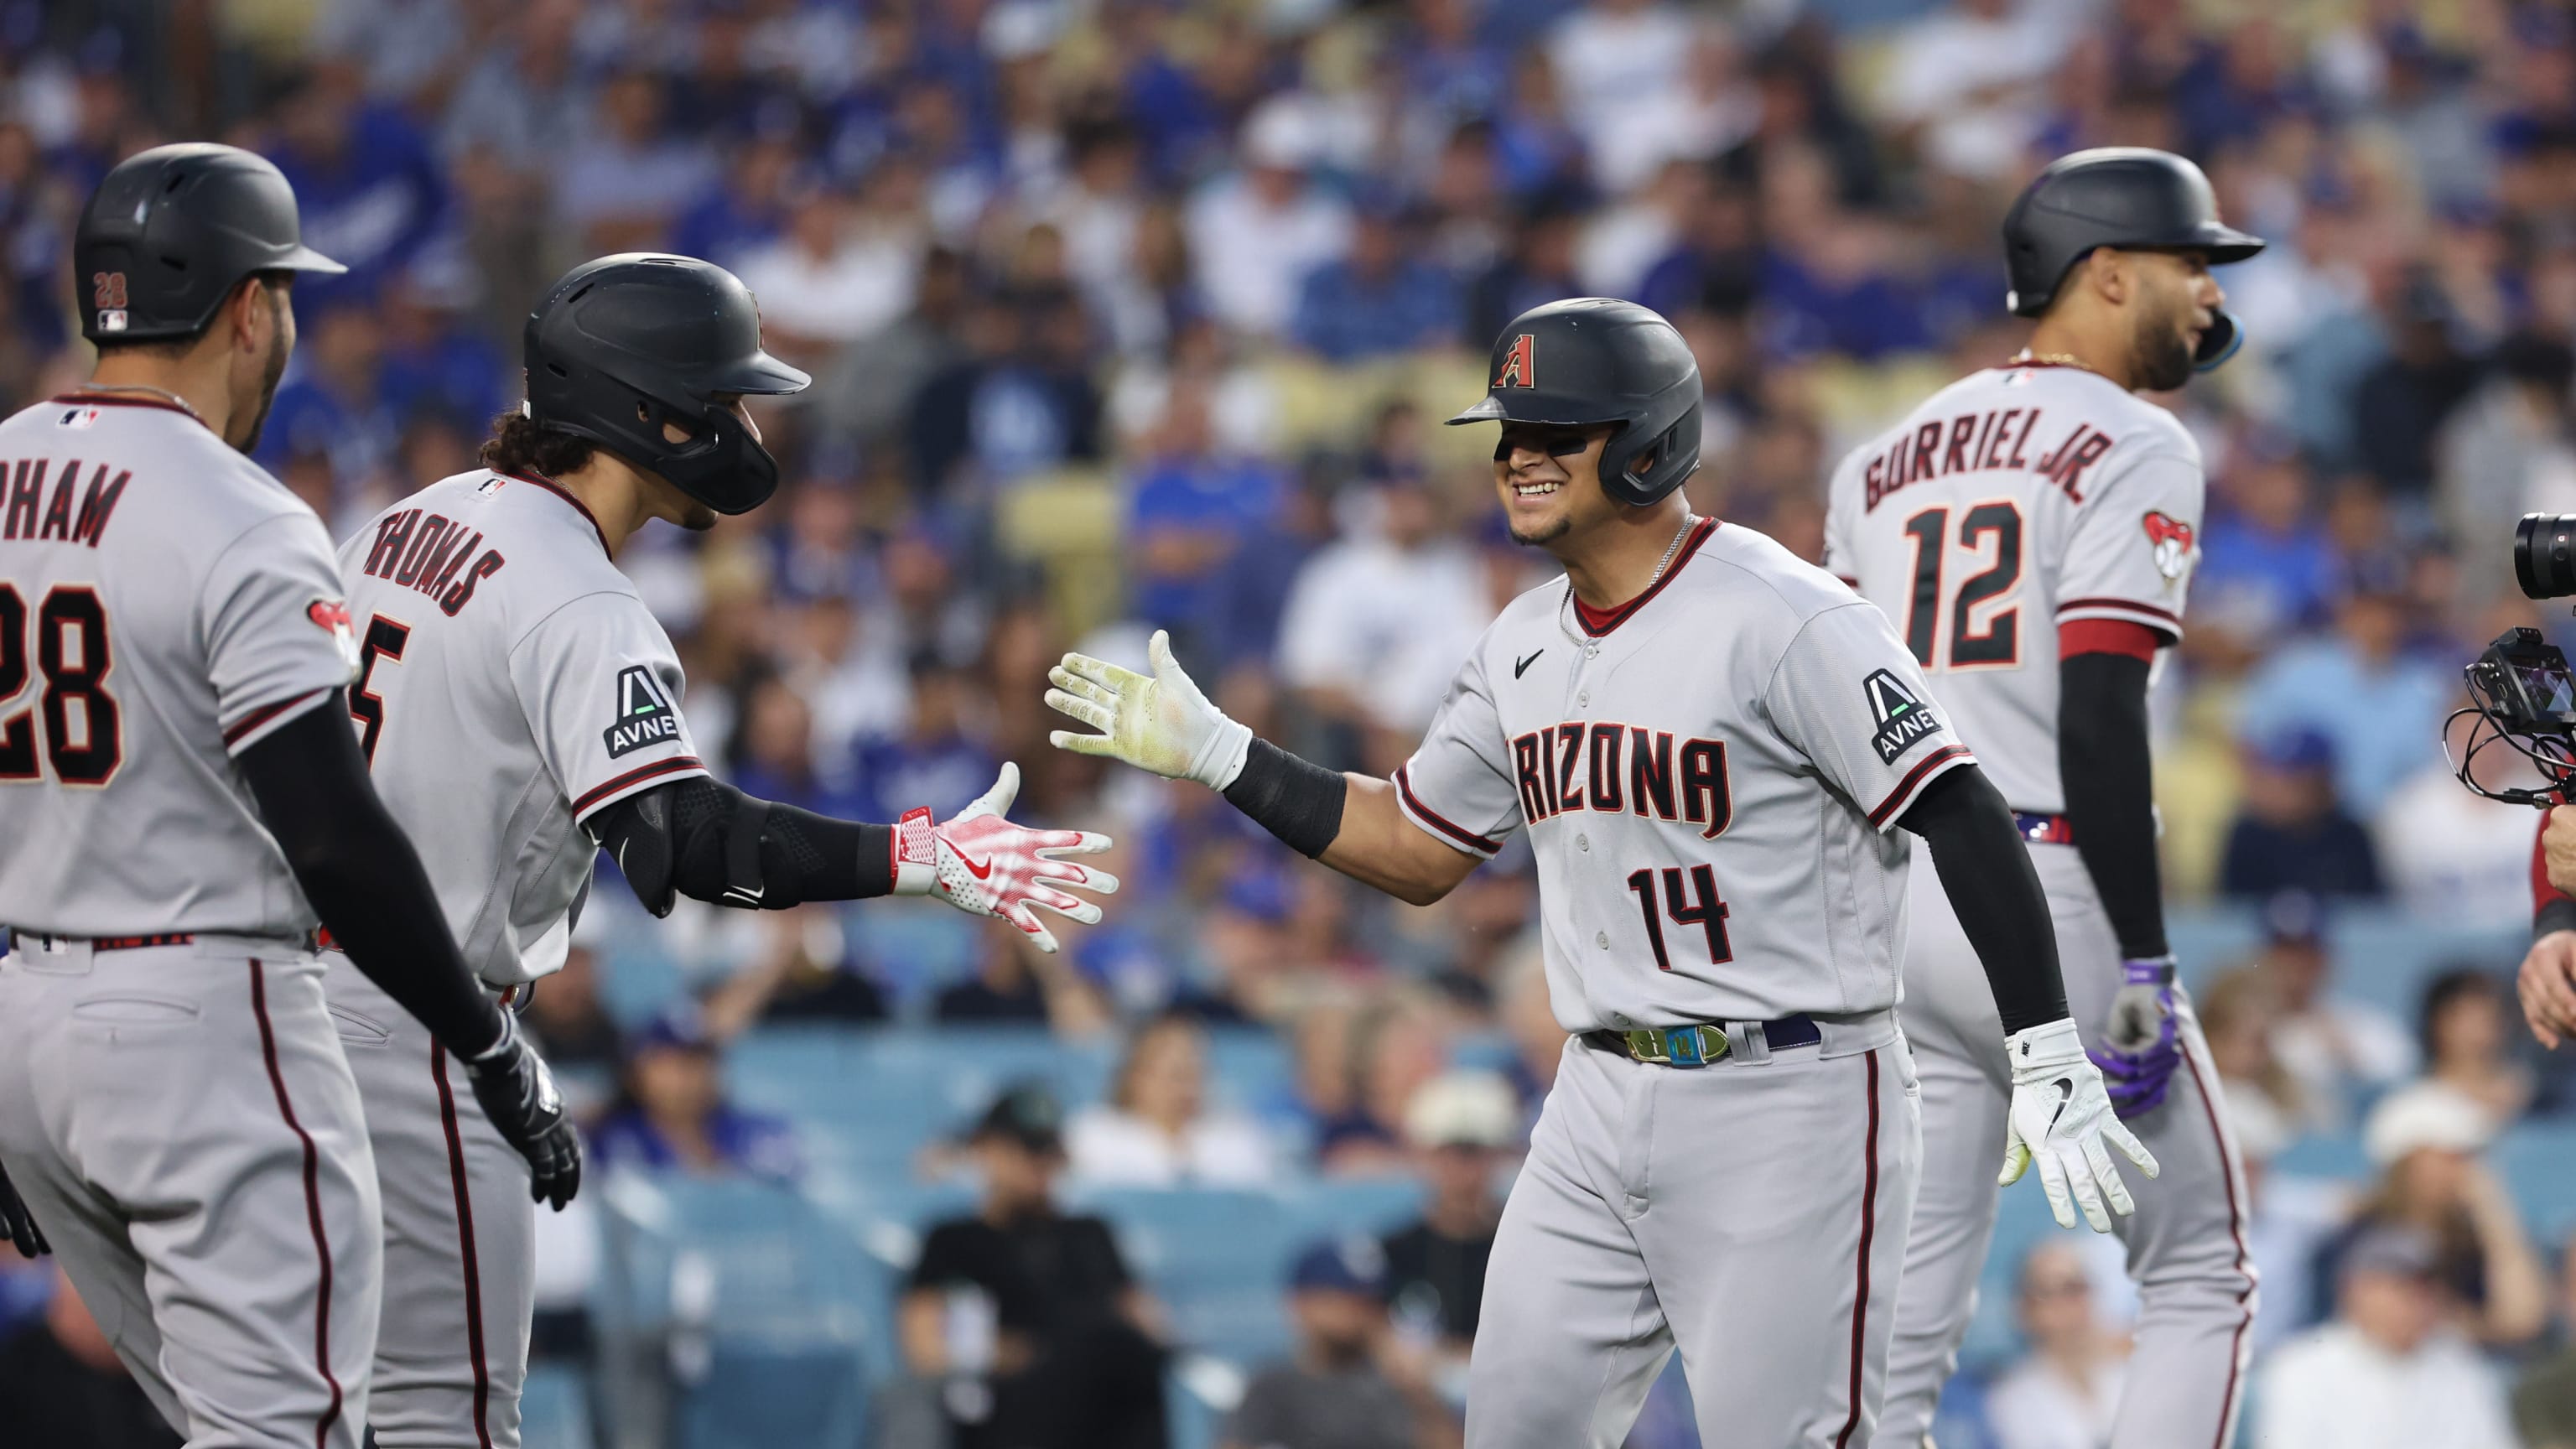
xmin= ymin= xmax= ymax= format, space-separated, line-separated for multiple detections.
xmin=892 ymin=761 xmax=1118 ymax=953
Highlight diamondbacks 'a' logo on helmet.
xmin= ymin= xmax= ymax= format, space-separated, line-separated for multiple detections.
xmin=1494 ymin=333 xmax=1535 ymax=389
xmin=2142 ymin=511 xmax=2195 ymax=580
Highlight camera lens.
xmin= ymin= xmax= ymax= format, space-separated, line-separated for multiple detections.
xmin=2516 ymin=513 xmax=2576 ymax=600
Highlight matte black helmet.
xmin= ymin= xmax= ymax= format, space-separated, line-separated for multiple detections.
xmin=72 ymin=143 xmax=345 ymax=345
xmin=1446 ymin=298 xmax=1701 ymax=506
xmin=522 ymin=254 xmax=810 ymax=516
xmin=2002 ymin=148 xmax=2267 ymax=371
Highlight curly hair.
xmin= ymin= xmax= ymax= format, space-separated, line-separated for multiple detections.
xmin=478 ymin=408 xmax=595 ymax=478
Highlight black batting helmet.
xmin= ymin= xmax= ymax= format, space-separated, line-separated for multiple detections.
xmin=1446 ymin=298 xmax=1701 ymax=507
xmin=2002 ymin=148 xmax=2267 ymax=371
xmin=522 ymin=254 xmax=810 ymax=516
xmin=72 ymin=143 xmax=345 ymax=345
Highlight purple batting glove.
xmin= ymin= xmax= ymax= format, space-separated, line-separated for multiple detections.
xmin=2088 ymin=957 xmax=2182 ymax=1119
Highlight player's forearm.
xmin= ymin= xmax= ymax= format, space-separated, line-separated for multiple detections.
xmin=590 ymin=778 xmax=895 ymax=916
xmin=1900 ymin=765 xmax=2072 ymax=1034
xmin=2058 ymin=651 xmax=2169 ymax=960
xmin=238 ymin=697 xmax=507 ymax=1057
xmin=1314 ymin=775 xmax=1482 ymax=906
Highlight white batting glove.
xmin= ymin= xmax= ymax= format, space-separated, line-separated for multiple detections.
xmin=2001 ymin=1018 xmax=2159 ymax=1233
xmin=892 ymin=762 xmax=1118 ymax=953
xmin=1046 ymin=629 xmax=1254 ymax=790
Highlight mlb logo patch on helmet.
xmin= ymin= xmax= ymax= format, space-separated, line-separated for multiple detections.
xmin=1494 ymin=333 xmax=1535 ymax=389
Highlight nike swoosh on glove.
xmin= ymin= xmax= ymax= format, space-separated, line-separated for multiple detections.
xmin=2002 ymin=1017 xmax=2159 ymax=1232
xmin=1046 ymin=629 xmax=1254 ymax=789
xmin=0 ymin=1161 xmax=47 ymax=1258
xmin=2087 ymin=957 xmax=2182 ymax=1118
xmin=893 ymin=761 xmax=1119 ymax=953
xmin=462 ymin=1013 xmax=584 ymax=1210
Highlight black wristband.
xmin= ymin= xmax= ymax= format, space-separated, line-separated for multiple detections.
xmin=2542 ymin=896 xmax=2576 ymax=943
xmin=1223 ymin=738 xmax=1349 ymax=859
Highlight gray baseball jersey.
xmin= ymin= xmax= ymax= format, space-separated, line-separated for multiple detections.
xmin=1823 ymin=366 xmax=2251 ymax=1449
xmin=1394 ymin=517 xmax=1976 ymax=1032
xmin=336 ymin=467 xmax=709 ymax=989
xmin=0 ymin=389 xmax=360 ymax=938
xmin=0 ymin=390 xmax=381 ymax=1448
xmin=1821 ymin=361 xmax=2203 ymax=816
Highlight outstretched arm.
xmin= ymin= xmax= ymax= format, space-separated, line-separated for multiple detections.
xmin=590 ymin=762 xmax=1116 ymax=953
xmin=1046 ymin=632 xmax=1482 ymax=906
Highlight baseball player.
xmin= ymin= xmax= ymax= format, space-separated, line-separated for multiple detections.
xmin=332 ymin=252 xmax=1118 ymax=1447
xmin=1823 ymin=148 xmax=2266 ymax=1449
xmin=0 ymin=143 xmax=577 ymax=1448
xmin=1047 ymin=298 xmax=2151 ymax=1448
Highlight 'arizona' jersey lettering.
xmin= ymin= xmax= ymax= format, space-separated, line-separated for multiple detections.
xmin=1396 ymin=518 xmax=1973 ymax=1031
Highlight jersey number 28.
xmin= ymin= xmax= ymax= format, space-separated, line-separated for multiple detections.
xmin=1900 ymin=502 xmax=2024 ymax=670
xmin=0 ymin=583 xmax=121 ymax=786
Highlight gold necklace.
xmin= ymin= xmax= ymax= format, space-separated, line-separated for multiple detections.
xmin=2020 ymin=351 xmax=2101 ymax=376
xmin=1559 ymin=513 xmax=1699 ymax=643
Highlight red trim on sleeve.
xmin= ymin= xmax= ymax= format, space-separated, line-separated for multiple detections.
xmin=570 ymin=755 xmax=706 ymax=818
xmin=1867 ymin=744 xmax=1974 ymax=828
xmin=2059 ymin=618 xmax=2163 ymax=662
xmin=1394 ymin=766 xmax=1504 ymax=854
xmin=2055 ymin=596 xmax=2180 ymax=627
xmin=224 ymin=688 xmax=336 ymax=748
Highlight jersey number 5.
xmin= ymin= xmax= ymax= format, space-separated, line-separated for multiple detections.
xmin=1625 ymin=865 xmax=1732 ymax=971
xmin=1900 ymin=502 xmax=2024 ymax=670
xmin=347 ymin=615 xmax=411 ymax=766
xmin=0 ymin=583 xmax=122 ymax=786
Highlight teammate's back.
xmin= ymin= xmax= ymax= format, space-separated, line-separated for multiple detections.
xmin=336 ymin=464 xmax=705 ymax=986
xmin=1825 ymin=361 xmax=2203 ymax=813
xmin=0 ymin=387 xmax=356 ymax=937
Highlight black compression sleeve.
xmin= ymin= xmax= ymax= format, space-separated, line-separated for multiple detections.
xmin=236 ymin=694 xmax=506 ymax=1057
xmin=589 ymin=776 xmax=894 ymax=915
xmin=2541 ymin=896 xmax=2576 ymax=941
xmin=2059 ymin=651 xmax=2169 ymax=959
xmin=1222 ymin=738 xmax=1349 ymax=859
xmin=1899 ymin=764 xmax=2071 ymax=1034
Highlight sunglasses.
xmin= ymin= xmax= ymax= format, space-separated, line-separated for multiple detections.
xmin=1495 ymin=429 xmax=1596 ymax=462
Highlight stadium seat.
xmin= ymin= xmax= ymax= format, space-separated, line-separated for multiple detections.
xmin=517 ymin=1362 xmax=595 ymax=1449
xmin=2268 ymin=1130 xmax=2372 ymax=1184
xmin=1275 ymin=1176 xmax=1427 ymax=1242
xmin=2494 ymin=1118 xmax=2576 ymax=1244
xmin=673 ymin=1341 xmax=870 ymax=1449
xmin=1078 ymin=1187 xmax=1299 ymax=1366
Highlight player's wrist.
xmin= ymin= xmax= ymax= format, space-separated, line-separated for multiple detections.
xmin=1192 ymin=715 xmax=1255 ymax=791
xmin=1222 ymin=737 xmax=1348 ymax=859
xmin=891 ymin=808 xmax=939 ymax=896
xmin=2006 ymin=1017 xmax=2085 ymax=1075
xmin=457 ymin=1004 xmax=517 ymax=1067
xmin=2120 ymin=956 xmax=2176 ymax=987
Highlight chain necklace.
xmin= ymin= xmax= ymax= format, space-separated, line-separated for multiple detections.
xmin=83 ymin=382 xmax=205 ymax=421
xmin=2019 ymin=350 xmax=2101 ymax=377
xmin=1559 ymin=512 xmax=1699 ymax=645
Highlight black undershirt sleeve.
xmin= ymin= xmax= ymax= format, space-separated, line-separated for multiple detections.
xmin=2059 ymin=651 xmax=2169 ymax=960
xmin=2539 ymin=896 xmax=2576 ymax=941
xmin=1898 ymin=763 xmax=2071 ymax=1034
xmin=1222 ymin=738 xmax=1349 ymax=860
xmin=236 ymin=694 xmax=506 ymax=1057
xmin=589 ymin=776 xmax=894 ymax=917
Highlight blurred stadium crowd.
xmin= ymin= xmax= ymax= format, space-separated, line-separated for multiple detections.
xmin=8 ymin=0 xmax=2576 ymax=1446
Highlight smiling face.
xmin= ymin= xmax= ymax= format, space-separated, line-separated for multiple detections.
xmin=1492 ymin=421 xmax=1623 ymax=548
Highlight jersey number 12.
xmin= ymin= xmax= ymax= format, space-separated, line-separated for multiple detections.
xmin=1900 ymin=502 xmax=2024 ymax=670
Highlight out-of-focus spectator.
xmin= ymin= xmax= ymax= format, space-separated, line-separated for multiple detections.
xmin=852 ymin=652 xmax=999 ymax=824
xmin=2257 ymin=893 xmax=2418 ymax=1130
xmin=263 ymin=64 xmax=449 ymax=310
xmin=439 ymin=0 xmax=585 ymax=175
xmin=2218 ymin=729 xmax=2385 ymax=901
xmin=1291 ymin=197 xmax=1462 ymax=363
xmin=1878 ymin=0 xmax=2073 ymax=182
xmin=1467 ymin=195 xmax=1584 ymax=346
xmin=1222 ymin=1239 xmax=1459 ymax=1449
xmin=1067 ymin=1013 xmax=1276 ymax=1188
xmin=588 ymin=1005 xmax=802 ymax=1183
xmin=1383 ymin=1071 xmax=1518 ymax=1356
xmin=733 ymin=181 xmax=921 ymax=362
xmin=935 ymin=917 xmax=1113 ymax=1038
xmin=1546 ymin=0 xmax=1693 ymax=170
xmin=1185 ymin=99 xmax=1352 ymax=339
xmin=1318 ymin=999 xmax=1451 ymax=1176
xmin=2256 ymin=1225 xmax=2517 ymax=1449
xmin=703 ymin=906 xmax=892 ymax=1030
xmin=2511 ymin=1229 xmax=2576 ymax=1449
xmin=903 ymin=283 xmax=1104 ymax=491
xmin=2193 ymin=433 xmax=2338 ymax=648
xmin=2350 ymin=271 xmax=2485 ymax=501
xmin=2236 ymin=553 xmax=2454 ymax=821
xmin=1277 ymin=467 xmax=1488 ymax=753
xmin=725 ymin=671 xmax=862 ymax=818
xmin=2414 ymin=969 xmax=2534 ymax=1127
xmin=2377 ymin=713 xmax=2555 ymax=922
xmin=256 ymin=301 xmax=402 ymax=513
xmin=1981 ymin=1239 xmax=2128 ymax=1449
xmin=2438 ymin=333 xmax=2576 ymax=615
xmin=1126 ymin=382 xmax=1287 ymax=654
xmin=522 ymin=927 xmax=622 ymax=1083
xmin=901 ymin=1083 xmax=1166 ymax=1449
xmin=2333 ymin=1082 xmax=2547 ymax=1347
xmin=557 ymin=69 xmax=716 ymax=252
xmin=0 ymin=1265 xmax=179 ymax=1449
xmin=2197 ymin=965 xmax=2303 ymax=1169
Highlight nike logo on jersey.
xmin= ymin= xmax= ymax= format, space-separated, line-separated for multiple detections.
xmin=1514 ymin=649 xmax=1544 ymax=678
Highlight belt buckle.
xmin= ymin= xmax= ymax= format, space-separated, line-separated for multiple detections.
xmin=1665 ymin=1026 xmax=1727 ymax=1069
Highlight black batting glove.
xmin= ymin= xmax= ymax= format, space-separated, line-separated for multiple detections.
xmin=0 ymin=1161 xmax=49 ymax=1258
xmin=460 ymin=1014 xmax=583 ymax=1210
